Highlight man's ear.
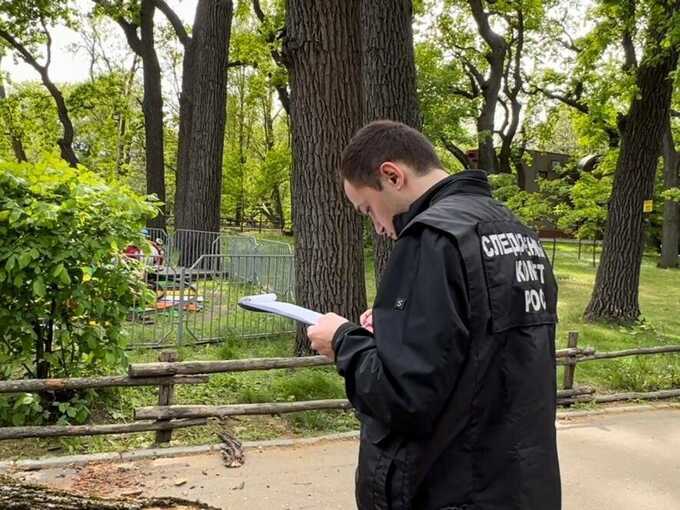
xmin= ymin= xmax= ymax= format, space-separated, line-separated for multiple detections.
xmin=378 ymin=162 xmax=405 ymax=189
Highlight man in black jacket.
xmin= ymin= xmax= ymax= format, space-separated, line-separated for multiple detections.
xmin=307 ymin=120 xmax=561 ymax=510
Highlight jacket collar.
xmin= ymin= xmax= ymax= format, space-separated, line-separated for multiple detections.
xmin=393 ymin=170 xmax=492 ymax=235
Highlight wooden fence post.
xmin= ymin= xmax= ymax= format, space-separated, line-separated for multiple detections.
xmin=155 ymin=350 xmax=178 ymax=444
xmin=562 ymin=331 xmax=579 ymax=391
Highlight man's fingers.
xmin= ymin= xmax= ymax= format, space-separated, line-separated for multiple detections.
xmin=360 ymin=308 xmax=373 ymax=327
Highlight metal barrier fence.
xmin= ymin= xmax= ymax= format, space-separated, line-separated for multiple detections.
xmin=126 ymin=232 xmax=296 ymax=349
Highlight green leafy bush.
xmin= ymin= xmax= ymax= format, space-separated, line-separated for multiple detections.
xmin=0 ymin=157 xmax=157 ymax=425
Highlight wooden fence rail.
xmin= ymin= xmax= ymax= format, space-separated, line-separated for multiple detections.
xmin=0 ymin=375 xmax=208 ymax=394
xmin=0 ymin=332 xmax=678 ymax=443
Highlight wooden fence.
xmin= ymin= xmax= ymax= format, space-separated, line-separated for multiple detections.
xmin=1 ymin=332 xmax=679 ymax=443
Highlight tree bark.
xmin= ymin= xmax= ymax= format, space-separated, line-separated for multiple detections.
xmin=174 ymin=0 xmax=233 ymax=266
xmin=659 ymin=118 xmax=679 ymax=268
xmin=360 ymin=0 xmax=422 ymax=285
xmin=139 ymin=0 xmax=166 ymax=229
xmin=584 ymin=22 xmax=679 ymax=323
xmin=285 ymin=0 xmax=367 ymax=355
xmin=0 ymin=474 xmax=218 ymax=510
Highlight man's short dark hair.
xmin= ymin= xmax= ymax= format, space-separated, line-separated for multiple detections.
xmin=340 ymin=120 xmax=443 ymax=189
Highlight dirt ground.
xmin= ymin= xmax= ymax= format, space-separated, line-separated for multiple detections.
xmin=10 ymin=407 xmax=680 ymax=510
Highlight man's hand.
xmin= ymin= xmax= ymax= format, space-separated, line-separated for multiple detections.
xmin=360 ymin=308 xmax=374 ymax=333
xmin=307 ymin=313 xmax=348 ymax=361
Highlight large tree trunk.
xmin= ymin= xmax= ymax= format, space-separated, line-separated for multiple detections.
xmin=140 ymin=0 xmax=166 ymax=230
xmin=174 ymin=0 xmax=233 ymax=265
xmin=659 ymin=119 xmax=679 ymax=268
xmin=285 ymin=0 xmax=367 ymax=355
xmin=360 ymin=0 xmax=422 ymax=285
xmin=0 ymin=474 xmax=218 ymax=509
xmin=584 ymin=32 xmax=678 ymax=323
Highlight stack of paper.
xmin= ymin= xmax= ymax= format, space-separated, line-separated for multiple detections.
xmin=238 ymin=293 xmax=322 ymax=325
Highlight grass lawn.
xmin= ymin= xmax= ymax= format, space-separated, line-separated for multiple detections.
xmin=1 ymin=236 xmax=678 ymax=460
xmin=549 ymin=241 xmax=680 ymax=393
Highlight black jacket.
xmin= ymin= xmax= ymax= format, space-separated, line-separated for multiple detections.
xmin=332 ymin=171 xmax=561 ymax=510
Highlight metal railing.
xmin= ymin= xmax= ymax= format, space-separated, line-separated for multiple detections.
xmin=126 ymin=231 xmax=296 ymax=349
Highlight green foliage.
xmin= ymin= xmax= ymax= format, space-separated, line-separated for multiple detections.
xmin=0 ymin=82 xmax=61 ymax=160
xmin=556 ymin=169 xmax=613 ymax=240
xmin=415 ymin=40 xmax=477 ymax=167
xmin=489 ymin=171 xmax=573 ymax=232
xmin=0 ymin=157 xmax=157 ymax=424
xmin=661 ymin=187 xmax=680 ymax=202
xmin=222 ymin=3 xmax=291 ymax=227
xmin=67 ymin=71 xmax=145 ymax=179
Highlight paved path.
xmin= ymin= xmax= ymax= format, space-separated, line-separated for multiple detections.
xmin=15 ymin=407 xmax=680 ymax=509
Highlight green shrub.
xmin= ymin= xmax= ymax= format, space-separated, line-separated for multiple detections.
xmin=0 ymin=157 xmax=157 ymax=425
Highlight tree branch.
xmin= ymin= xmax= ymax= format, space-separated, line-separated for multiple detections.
xmin=250 ymin=0 xmax=290 ymax=113
xmin=440 ymin=136 xmax=473 ymax=168
xmin=622 ymin=31 xmax=637 ymax=71
xmin=39 ymin=15 xmax=53 ymax=69
xmin=468 ymin=0 xmax=505 ymax=51
xmin=449 ymin=85 xmax=478 ymax=100
xmin=0 ymin=28 xmax=46 ymax=72
xmin=497 ymin=97 xmax=510 ymax=136
xmin=529 ymin=83 xmax=589 ymax=114
xmin=152 ymin=0 xmax=190 ymax=47
xmin=227 ymin=60 xmax=257 ymax=68
xmin=92 ymin=0 xmax=143 ymax=55
xmin=621 ymin=0 xmax=637 ymax=71
xmin=555 ymin=19 xmax=581 ymax=53
xmin=460 ymin=58 xmax=485 ymax=89
xmin=252 ymin=0 xmax=266 ymax=22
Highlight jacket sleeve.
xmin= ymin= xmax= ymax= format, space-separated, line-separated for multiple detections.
xmin=333 ymin=228 xmax=471 ymax=438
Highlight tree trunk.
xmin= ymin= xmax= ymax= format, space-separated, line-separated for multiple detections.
xmin=174 ymin=0 xmax=233 ymax=266
xmin=140 ymin=0 xmax=166 ymax=230
xmin=498 ymin=9 xmax=524 ymax=176
xmin=286 ymin=0 xmax=367 ymax=355
xmin=174 ymin=44 xmax=194 ymax=232
xmin=0 ymin=474 xmax=218 ymax=510
xmin=360 ymin=0 xmax=422 ymax=285
xmin=38 ymin=70 xmax=79 ymax=167
xmin=107 ymin=5 xmax=166 ymax=226
xmin=468 ymin=0 xmax=506 ymax=174
xmin=262 ymin=85 xmax=285 ymax=230
xmin=584 ymin=31 xmax=678 ymax=323
xmin=659 ymin=118 xmax=679 ymax=268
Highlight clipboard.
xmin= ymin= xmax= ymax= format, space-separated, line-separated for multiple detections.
xmin=238 ymin=293 xmax=322 ymax=325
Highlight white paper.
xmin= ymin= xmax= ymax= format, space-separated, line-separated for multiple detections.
xmin=238 ymin=293 xmax=322 ymax=325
